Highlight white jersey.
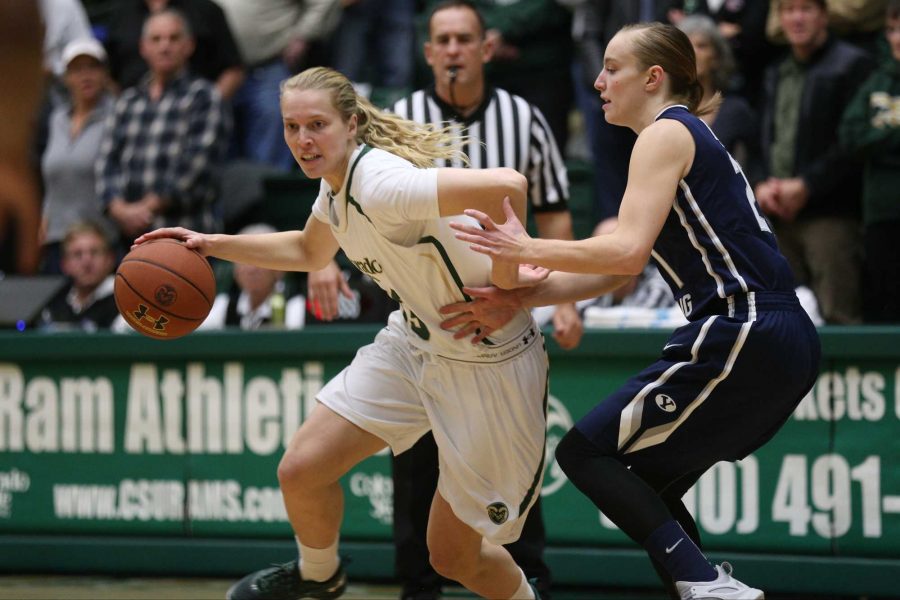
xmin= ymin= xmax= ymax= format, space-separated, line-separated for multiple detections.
xmin=312 ymin=145 xmax=537 ymax=362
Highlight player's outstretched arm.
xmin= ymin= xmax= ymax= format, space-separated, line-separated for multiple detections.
xmin=453 ymin=121 xmax=691 ymax=276
xmin=437 ymin=168 xmax=529 ymax=289
xmin=133 ymin=214 xmax=341 ymax=272
xmin=439 ymin=270 xmax=630 ymax=343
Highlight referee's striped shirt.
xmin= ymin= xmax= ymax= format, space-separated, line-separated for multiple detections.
xmin=391 ymin=86 xmax=569 ymax=213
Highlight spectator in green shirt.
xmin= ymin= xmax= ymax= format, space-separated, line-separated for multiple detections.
xmin=839 ymin=0 xmax=900 ymax=322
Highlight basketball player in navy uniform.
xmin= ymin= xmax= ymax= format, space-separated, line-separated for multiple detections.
xmin=446 ymin=22 xmax=820 ymax=600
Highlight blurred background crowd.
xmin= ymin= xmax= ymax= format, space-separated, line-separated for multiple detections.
xmin=2 ymin=0 xmax=899 ymax=334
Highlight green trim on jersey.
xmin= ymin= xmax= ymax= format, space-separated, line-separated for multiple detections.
xmin=518 ymin=366 xmax=550 ymax=517
xmin=345 ymin=145 xmax=374 ymax=224
xmin=416 ymin=235 xmax=470 ymax=302
xmin=329 ymin=144 xmax=374 ymax=224
xmin=417 ymin=235 xmax=501 ymax=346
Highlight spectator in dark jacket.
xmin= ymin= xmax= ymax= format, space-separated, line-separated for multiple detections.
xmin=754 ymin=0 xmax=874 ymax=324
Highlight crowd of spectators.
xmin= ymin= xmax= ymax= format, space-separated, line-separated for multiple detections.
xmin=4 ymin=0 xmax=900 ymax=331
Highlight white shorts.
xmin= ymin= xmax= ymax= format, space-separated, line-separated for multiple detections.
xmin=317 ymin=322 xmax=549 ymax=545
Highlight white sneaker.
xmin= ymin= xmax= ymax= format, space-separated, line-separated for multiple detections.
xmin=675 ymin=562 xmax=764 ymax=600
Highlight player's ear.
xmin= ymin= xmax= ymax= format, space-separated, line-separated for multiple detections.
xmin=424 ymin=40 xmax=435 ymax=67
xmin=645 ymin=65 xmax=665 ymax=91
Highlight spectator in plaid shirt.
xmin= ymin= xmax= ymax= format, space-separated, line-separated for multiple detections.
xmin=96 ymin=7 xmax=231 ymax=244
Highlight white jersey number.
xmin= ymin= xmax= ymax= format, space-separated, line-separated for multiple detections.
xmin=729 ymin=153 xmax=772 ymax=234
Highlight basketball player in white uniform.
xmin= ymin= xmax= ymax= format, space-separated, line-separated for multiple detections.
xmin=134 ymin=66 xmax=548 ymax=600
xmin=314 ymin=142 xmax=547 ymax=539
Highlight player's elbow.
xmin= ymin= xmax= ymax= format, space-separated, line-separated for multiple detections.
xmin=618 ymin=246 xmax=650 ymax=276
xmin=497 ymin=168 xmax=527 ymax=199
xmin=306 ymin=252 xmax=334 ymax=272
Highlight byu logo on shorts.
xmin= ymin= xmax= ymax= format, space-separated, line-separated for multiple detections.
xmin=655 ymin=393 xmax=677 ymax=413
xmin=487 ymin=502 xmax=509 ymax=524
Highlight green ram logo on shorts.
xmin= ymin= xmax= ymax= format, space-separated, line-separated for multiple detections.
xmin=487 ymin=502 xmax=509 ymax=524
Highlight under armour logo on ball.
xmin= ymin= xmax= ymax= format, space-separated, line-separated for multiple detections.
xmin=133 ymin=304 xmax=169 ymax=331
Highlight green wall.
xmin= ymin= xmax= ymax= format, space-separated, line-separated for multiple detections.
xmin=1 ymin=326 xmax=899 ymax=596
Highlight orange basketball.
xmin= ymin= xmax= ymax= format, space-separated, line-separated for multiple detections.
xmin=114 ymin=239 xmax=216 ymax=340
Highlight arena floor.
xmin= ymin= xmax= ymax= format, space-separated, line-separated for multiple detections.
xmin=2 ymin=576 xmax=395 ymax=600
xmin=0 ymin=576 xmax=872 ymax=600
xmin=0 ymin=576 xmax=661 ymax=600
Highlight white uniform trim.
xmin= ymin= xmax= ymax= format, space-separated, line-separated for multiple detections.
xmin=672 ymin=186 xmax=726 ymax=298
xmin=617 ymin=316 xmax=717 ymax=450
xmin=625 ymin=318 xmax=753 ymax=454
xmin=651 ymin=249 xmax=684 ymax=289
xmin=679 ymin=179 xmax=749 ymax=294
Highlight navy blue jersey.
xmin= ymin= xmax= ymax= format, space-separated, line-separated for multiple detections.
xmin=651 ymin=106 xmax=795 ymax=321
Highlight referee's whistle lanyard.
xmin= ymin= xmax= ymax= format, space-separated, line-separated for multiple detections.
xmin=447 ymin=66 xmax=461 ymax=113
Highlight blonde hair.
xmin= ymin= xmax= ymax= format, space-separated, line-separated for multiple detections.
xmin=620 ymin=22 xmax=721 ymax=118
xmin=62 ymin=221 xmax=111 ymax=254
xmin=280 ymin=67 xmax=467 ymax=168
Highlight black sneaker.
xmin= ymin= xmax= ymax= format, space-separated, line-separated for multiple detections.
xmin=225 ymin=560 xmax=347 ymax=600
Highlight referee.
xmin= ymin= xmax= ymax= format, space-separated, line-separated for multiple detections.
xmin=390 ymin=2 xmax=579 ymax=598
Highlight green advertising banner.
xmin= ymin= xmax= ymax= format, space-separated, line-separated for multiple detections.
xmin=1 ymin=327 xmax=899 ymax=571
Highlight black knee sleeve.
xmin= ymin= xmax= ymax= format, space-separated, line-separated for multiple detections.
xmin=555 ymin=427 xmax=607 ymax=482
xmin=555 ymin=427 xmax=673 ymax=544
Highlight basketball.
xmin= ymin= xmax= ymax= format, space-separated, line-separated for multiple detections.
xmin=114 ymin=239 xmax=216 ymax=340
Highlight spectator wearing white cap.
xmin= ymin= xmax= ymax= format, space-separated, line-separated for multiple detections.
xmin=39 ymin=0 xmax=93 ymax=79
xmin=40 ymin=38 xmax=117 ymax=274
xmin=37 ymin=0 xmax=95 ymax=114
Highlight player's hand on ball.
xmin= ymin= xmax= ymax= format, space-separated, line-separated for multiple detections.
xmin=115 ymin=239 xmax=215 ymax=339
xmin=133 ymin=227 xmax=211 ymax=255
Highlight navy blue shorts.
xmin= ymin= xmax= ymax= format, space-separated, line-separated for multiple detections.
xmin=575 ymin=291 xmax=820 ymax=492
